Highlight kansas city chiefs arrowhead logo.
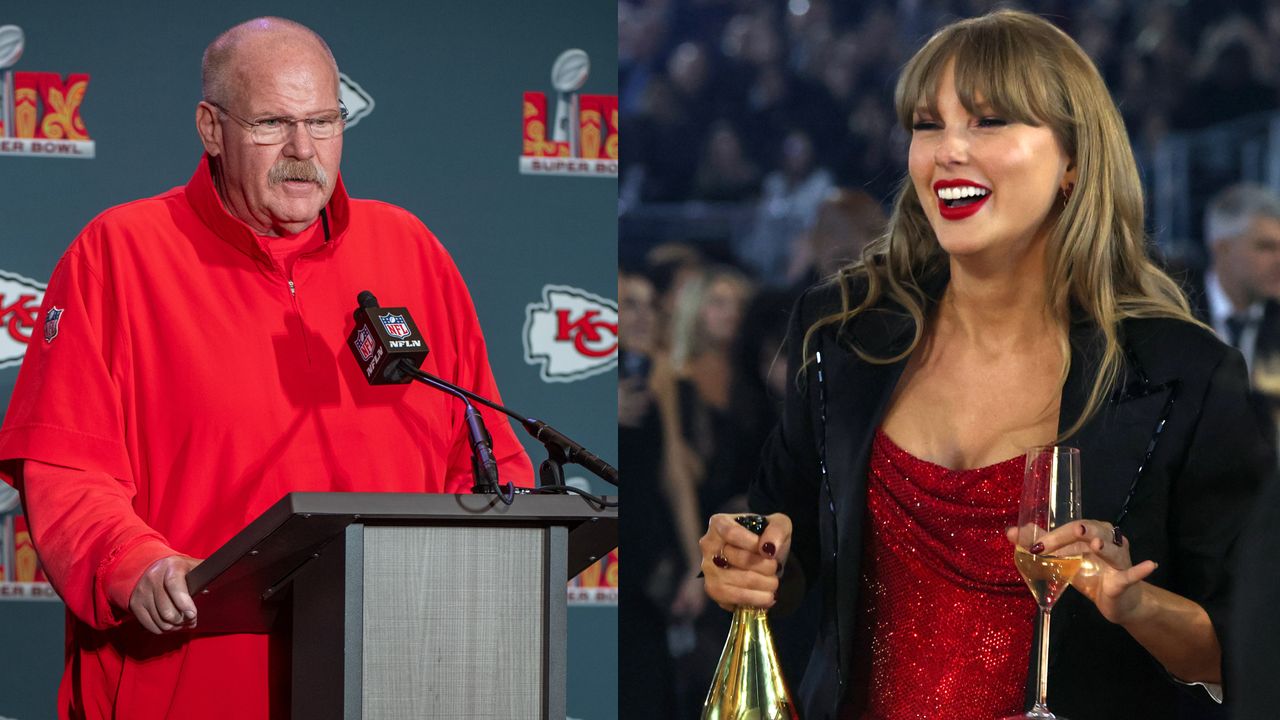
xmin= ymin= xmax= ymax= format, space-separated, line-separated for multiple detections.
xmin=523 ymin=285 xmax=617 ymax=383
xmin=0 ymin=269 xmax=49 ymax=365
xmin=338 ymin=73 xmax=375 ymax=128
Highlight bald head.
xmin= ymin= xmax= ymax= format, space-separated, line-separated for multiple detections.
xmin=202 ymin=17 xmax=338 ymax=107
xmin=195 ymin=17 xmax=345 ymax=237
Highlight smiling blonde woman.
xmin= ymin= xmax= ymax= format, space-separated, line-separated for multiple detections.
xmin=699 ymin=10 xmax=1271 ymax=720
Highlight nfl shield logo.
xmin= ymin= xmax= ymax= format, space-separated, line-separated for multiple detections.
xmin=379 ymin=313 xmax=411 ymax=339
xmin=44 ymin=307 xmax=63 ymax=343
xmin=355 ymin=325 xmax=376 ymax=361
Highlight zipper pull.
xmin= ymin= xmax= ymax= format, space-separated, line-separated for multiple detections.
xmin=288 ymin=279 xmax=296 ymax=297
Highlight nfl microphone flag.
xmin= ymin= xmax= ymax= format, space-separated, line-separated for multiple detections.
xmin=348 ymin=296 xmax=429 ymax=384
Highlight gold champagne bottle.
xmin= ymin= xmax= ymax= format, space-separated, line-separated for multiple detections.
xmin=701 ymin=515 xmax=800 ymax=720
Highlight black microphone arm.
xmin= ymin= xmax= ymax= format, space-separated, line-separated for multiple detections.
xmin=398 ymin=366 xmax=503 ymax=497
xmin=395 ymin=361 xmax=619 ymax=487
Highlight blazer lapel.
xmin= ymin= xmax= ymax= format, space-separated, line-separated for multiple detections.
xmin=1063 ymin=322 xmax=1179 ymax=527
xmin=1038 ymin=319 xmax=1179 ymax=684
xmin=822 ymin=305 xmax=914 ymax=685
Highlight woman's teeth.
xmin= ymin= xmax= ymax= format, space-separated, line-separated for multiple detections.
xmin=938 ymin=186 xmax=990 ymax=207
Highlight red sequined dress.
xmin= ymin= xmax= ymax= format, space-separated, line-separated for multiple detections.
xmin=841 ymin=430 xmax=1037 ymax=719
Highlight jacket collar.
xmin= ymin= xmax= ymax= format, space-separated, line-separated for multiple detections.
xmin=834 ymin=265 xmax=947 ymax=359
xmin=182 ymin=153 xmax=351 ymax=261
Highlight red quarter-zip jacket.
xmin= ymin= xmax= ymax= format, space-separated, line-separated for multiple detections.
xmin=0 ymin=156 xmax=534 ymax=719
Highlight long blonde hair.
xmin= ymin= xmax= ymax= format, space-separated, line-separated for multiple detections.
xmin=806 ymin=9 xmax=1200 ymax=438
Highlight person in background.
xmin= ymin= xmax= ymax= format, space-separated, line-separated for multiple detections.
xmin=740 ymin=129 xmax=835 ymax=285
xmin=618 ymin=268 xmax=680 ymax=718
xmin=699 ymin=11 xmax=1269 ymax=719
xmin=787 ymin=188 xmax=889 ymax=289
xmin=692 ymin=119 xmax=762 ymax=203
xmin=660 ymin=266 xmax=754 ymax=597
xmin=654 ymin=264 xmax=755 ymax=715
xmin=701 ymin=287 xmax=796 ymax=515
xmin=1190 ymin=184 xmax=1280 ymax=433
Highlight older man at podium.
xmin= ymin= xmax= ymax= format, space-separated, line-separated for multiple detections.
xmin=0 ymin=16 xmax=532 ymax=719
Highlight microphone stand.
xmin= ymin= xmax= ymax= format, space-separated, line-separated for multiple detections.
xmin=394 ymin=361 xmax=619 ymax=495
xmin=392 ymin=363 xmax=512 ymax=504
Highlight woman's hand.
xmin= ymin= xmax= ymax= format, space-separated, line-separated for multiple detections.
xmin=1006 ymin=520 xmax=1157 ymax=625
xmin=699 ymin=512 xmax=792 ymax=611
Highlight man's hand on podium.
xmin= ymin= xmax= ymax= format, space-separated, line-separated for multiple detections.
xmin=129 ymin=554 xmax=203 ymax=634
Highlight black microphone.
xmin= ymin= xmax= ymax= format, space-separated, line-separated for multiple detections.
xmin=347 ymin=292 xmax=504 ymax=498
xmin=347 ymin=291 xmax=428 ymax=384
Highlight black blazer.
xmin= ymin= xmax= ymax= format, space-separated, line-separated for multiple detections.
xmin=749 ymin=277 xmax=1272 ymax=719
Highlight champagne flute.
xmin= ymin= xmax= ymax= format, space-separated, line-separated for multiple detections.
xmin=1009 ymin=446 xmax=1083 ymax=720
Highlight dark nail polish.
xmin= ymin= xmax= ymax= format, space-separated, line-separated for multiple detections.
xmin=1030 ymin=542 xmax=1045 ymax=555
xmin=713 ymin=555 xmax=730 ymax=570
xmin=762 ymin=542 xmax=776 ymax=557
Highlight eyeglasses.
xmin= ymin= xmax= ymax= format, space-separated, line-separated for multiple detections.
xmin=209 ymin=101 xmax=348 ymax=145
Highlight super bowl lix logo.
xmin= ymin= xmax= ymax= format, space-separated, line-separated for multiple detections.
xmin=520 ymin=49 xmax=617 ymax=178
xmin=0 ymin=26 xmax=94 ymax=159
xmin=523 ymin=285 xmax=617 ymax=382
xmin=0 ymin=269 xmax=47 ymax=366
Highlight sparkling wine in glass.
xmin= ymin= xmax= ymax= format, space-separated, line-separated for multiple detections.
xmin=1009 ymin=445 xmax=1083 ymax=720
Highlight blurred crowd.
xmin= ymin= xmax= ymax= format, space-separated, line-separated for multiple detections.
xmin=622 ymin=0 xmax=1280 ymax=207
xmin=619 ymin=188 xmax=891 ymax=715
xmin=619 ymin=1 xmax=1280 ymax=717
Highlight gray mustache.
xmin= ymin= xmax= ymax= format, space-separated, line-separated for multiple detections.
xmin=269 ymin=160 xmax=328 ymax=187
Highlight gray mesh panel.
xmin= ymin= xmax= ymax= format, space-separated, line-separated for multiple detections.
xmin=361 ymin=525 xmax=545 ymax=719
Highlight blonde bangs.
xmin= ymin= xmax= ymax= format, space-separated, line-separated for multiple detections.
xmin=894 ymin=15 xmax=1076 ymax=156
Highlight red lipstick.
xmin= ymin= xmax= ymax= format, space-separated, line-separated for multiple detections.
xmin=932 ymin=179 xmax=991 ymax=221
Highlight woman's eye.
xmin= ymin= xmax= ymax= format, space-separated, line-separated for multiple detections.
xmin=977 ymin=117 xmax=1008 ymax=127
xmin=912 ymin=120 xmax=940 ymax=131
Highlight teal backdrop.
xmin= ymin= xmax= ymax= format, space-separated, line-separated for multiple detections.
xmin=0 ymin=2 xmax=617 ymax=718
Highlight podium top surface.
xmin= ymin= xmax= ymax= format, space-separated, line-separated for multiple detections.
xmin=240 ymin=491 xmax=614 ymax=526
xmin=186 ymin=492 xmax=617 ymax=631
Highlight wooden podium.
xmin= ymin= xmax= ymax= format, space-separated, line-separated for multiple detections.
xmin=185 ymin=492 xmax=617 ymax=720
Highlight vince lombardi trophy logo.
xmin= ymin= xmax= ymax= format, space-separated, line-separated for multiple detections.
xmin=0 ymin=26 xmax=24 ymax=139
xmin=551 ymin=49 xmax=589 ymax=158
